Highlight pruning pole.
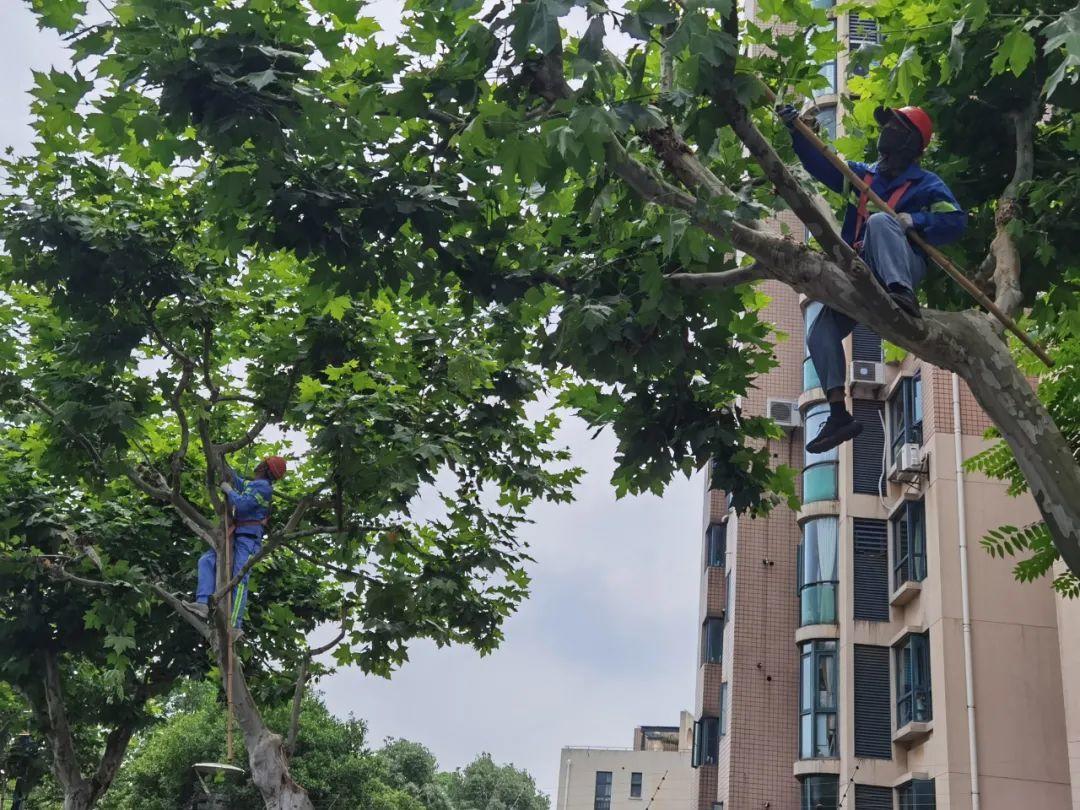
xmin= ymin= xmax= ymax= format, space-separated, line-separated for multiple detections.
xmin=225 ymin=507 xmax=235 ymax=763
xmin=761 ymin=86 xmax=1054 ymax=368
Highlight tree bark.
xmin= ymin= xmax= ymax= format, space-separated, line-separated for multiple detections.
xmin=217 ymin=631 xmax=315 ymax=810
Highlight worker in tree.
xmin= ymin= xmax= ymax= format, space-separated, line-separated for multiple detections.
xmin=183 ymin=456 xmax=287 ymax=633
xmin=777 ymin=104 xmax=966 ymax=452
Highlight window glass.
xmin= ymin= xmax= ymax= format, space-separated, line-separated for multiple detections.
xmin=889 ymin=376 xmax=924 ymax=463
xmin=594 ymin=772 xmax=613 ymax=810
xmin=800 ymin=775 xmax=839 ymax=809
xmin=691 ymin=718 xmax=720 ymax=767
xmin=707 ymin=522 xmax=726 ymax=567
xmin=800 ymin=641 xmax=838 ymax=758
xmin=719 ymin=682 xmax=728 ymax=735
xmin=892 ymin=500 xmax=927 ymax=588
xmin=630 ymin=773 xmax=642 ymax=799
xmin=804 ymin=404 xmax=839 ymax=503
xmin=815 ymin=107 xmax=837 ymax=140
xmin=897 ymin=779 xmax=935 ymax=810
xmin=703 ymin=617 xmax=724 ymax=664
xmin=799 ymin=517 xmax=839 ymax=625
xmin=725 ymin=570 xmax=733 ymax=620
xmin=895 ymin=633 xmax=932 ymax=727
xmin=804 ymin=301 xmax=823 ymax=391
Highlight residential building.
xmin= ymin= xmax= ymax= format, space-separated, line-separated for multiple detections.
xmin=689 ymin=3 xmax=1076 ymax=808
xmin=557 ymin=715 xmax=693 ymax=810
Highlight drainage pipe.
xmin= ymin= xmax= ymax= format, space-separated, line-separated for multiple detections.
xmin=953 ymin=372 xmax=981 ymax=810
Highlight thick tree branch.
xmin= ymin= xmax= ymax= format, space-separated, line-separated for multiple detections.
xmin=148 ymin=581 xmax=212 ymax=640
xmin=989 ymin=98 xmax=1039 ymax=319
xmin=285 ymin=657 xmax=309 ymax=756
xmin=667 ymin=263 xmax=768 ymax=290
xmin=708 ymin=83 xmax=856 ymax=269
xmin=40 ymin=650 xmax=87 ymax=795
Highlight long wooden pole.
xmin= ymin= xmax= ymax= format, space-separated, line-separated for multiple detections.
xmin=762 ymin=87 xmax=1053 ymax=368
xmin=224 ymin=508 xmax=234 ymax=762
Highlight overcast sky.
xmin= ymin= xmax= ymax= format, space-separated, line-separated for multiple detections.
xmin=0 ymin=2 xmax=700 ymax=799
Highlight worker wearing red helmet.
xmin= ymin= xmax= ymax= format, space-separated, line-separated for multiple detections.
xmin=184 ymin=455 xmax=287 ymax=633
xmin=777 ymin=103 xmax=966 ymax=453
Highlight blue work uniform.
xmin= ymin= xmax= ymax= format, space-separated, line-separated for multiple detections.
xmin=195 ymin=471 xmax=273 ymax=627
xmin=791 ymin=128 xmax=967 ymax=392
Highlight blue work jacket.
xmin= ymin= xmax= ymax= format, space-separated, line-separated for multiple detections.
xmin=227 ymin=470 xmax=273 ymax=539
xmin=790 ymin=129 xmax=967 ymax=249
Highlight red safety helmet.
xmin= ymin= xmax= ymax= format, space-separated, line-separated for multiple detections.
xmin=263 ymin=455 xmax=287 ymax=481
xmin=874 ymin=105 xmax=933 ymax=150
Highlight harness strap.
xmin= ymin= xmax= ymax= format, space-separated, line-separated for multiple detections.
xmin=853 ymin=173 xmax=914 ymax=250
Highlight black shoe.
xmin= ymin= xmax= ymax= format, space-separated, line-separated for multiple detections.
xmin=806 ymin=412 xmax=863 ymax=454
xmin=889 ymin=285 xmax=921 ymax=319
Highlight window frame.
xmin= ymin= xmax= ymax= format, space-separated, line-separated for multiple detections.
xmin=798 ymin=517 xmax=840 ymax=626
xmin=594 ymin=771 xmax=613 ymax=810
xmin=691 ymin=717 xmax=720 ymax=767
xmin=702 ymin=616 xmax=724 ymax=665
xmin=896 ymin=778 xmax=935 ymax=810
xmin=892 ymin=499 xmax=927 ymax=589
xmin=888 ymin=374 xmax=924 ymax=465
xmin=804 ymin=403 xmax=839 ymax=503
xmin=800 ymin=640 xmax=839 ymax=759
xmin=895 ymin=632 xmax=932 ymax=728
xmin=719 ymin=682 xmax=728 ymax=736
xmin=706 ymin=522 xmax=727 ymax=568
xmin=800 ymin=774 xmax=839 ymax=809
xmin=804 ymin=301 xmax=824 ymax=391
xmin=629 ymin=772 xmax=643 ymax=799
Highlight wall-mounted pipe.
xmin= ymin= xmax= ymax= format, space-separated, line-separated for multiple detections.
xmin=953 ymin=372 xmax=981 ymax=810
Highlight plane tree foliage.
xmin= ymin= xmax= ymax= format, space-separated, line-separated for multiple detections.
xmin=7 ymin=0 xmax=1080 ymax=801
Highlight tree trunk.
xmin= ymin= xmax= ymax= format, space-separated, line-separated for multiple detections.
xmin=216 ymin=631 xmax=315 ymax=810
xmin=62 ymin=785 xmax=95 ymax=810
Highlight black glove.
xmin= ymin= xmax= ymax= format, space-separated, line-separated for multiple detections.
xmin=776 ymin=104 xmax=800 ymax=128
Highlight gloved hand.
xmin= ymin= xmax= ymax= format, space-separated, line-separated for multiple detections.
xmin=776 ymin=104 xmax=800 ymax=127
xmin=219 ymin=481 xmax=234 ymax=495
xmin=896 ymin=212 xmax=915 ymax=231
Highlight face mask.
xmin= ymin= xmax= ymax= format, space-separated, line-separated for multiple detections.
xmin=877 ymin=122 xmax=921 ymax=176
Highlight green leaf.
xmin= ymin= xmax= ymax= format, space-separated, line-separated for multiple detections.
xmin=578 ymin=15 xmax=606 ymax=62
xmin=30 ymin=0 xmax=86 ymax=32
xmin=991 ymin=27 xmax=1036 ymax=77
xmin=323 ymin=295 xmax=352 ymax=320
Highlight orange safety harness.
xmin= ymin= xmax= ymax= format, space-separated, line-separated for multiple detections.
xmin=852 ymin=172 xmax=914 ymax=252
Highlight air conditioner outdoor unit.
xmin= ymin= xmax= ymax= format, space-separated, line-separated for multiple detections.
xmin=850 ymin=360 xmax=885 ymax=391
xmin=766 ymin=398 xmax=801 ymax=429
xmin=889 ymin=443 xmax=925 ymax=482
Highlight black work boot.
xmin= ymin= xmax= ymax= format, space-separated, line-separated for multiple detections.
xmin=889 ymin=284 xmax=921 ymax=319
xmin=806 ymin=411 xmax=864 ymax=454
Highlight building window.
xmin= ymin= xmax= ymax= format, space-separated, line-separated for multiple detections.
xmin=725 ymin=570 xmax=732 ymax=621
xmin=848 ymin=14 xmax=882 ymax=77
xmin=594 ymin=772 xmax=612 ymax=810
xmin=798 ymin=517 xmax=839 ymax=626
xmin=815 ymin=106 xmax=837 ymax=140
xmin=800 ymin=774 xmax=839 ymax=809
xmin=895 ymin=632 xmax=932 ymax=727
xmin=803 ymin=301 xmax=822 ymax=391
xmin=800 ymin=640 xmax=838 ymax=758
xmin=803 ymin=404 xmax=839 ymax=503
xmin=892 ymin=499 xmax=927 ymax=589
xmin=812 ymin=22 xmax=838 ymax=97
xmin=897 ymin=778 xmax=935 ymax=810
xmin=702 ymin=617 xmax=724 ymax=664
xmin=706 ymin=522 xmax=726 ymax=568
xmin=630 ymin=772 xmax=642 ymax=799
xmin=888 ymin=374 xmax=923 ymax=465
xmin=713 ymin=804 xmax=724 ymax=810
xmin=719 ymin=682 xmax=728 ymax=735
xmin=691 ymin=717 xmax=720 ymax=767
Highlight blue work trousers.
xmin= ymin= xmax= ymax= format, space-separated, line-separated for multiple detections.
xmin=807 ymin=213 xmax=926 ymax=393
xmin=195 ymin=534 xmax=260 ymax=628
